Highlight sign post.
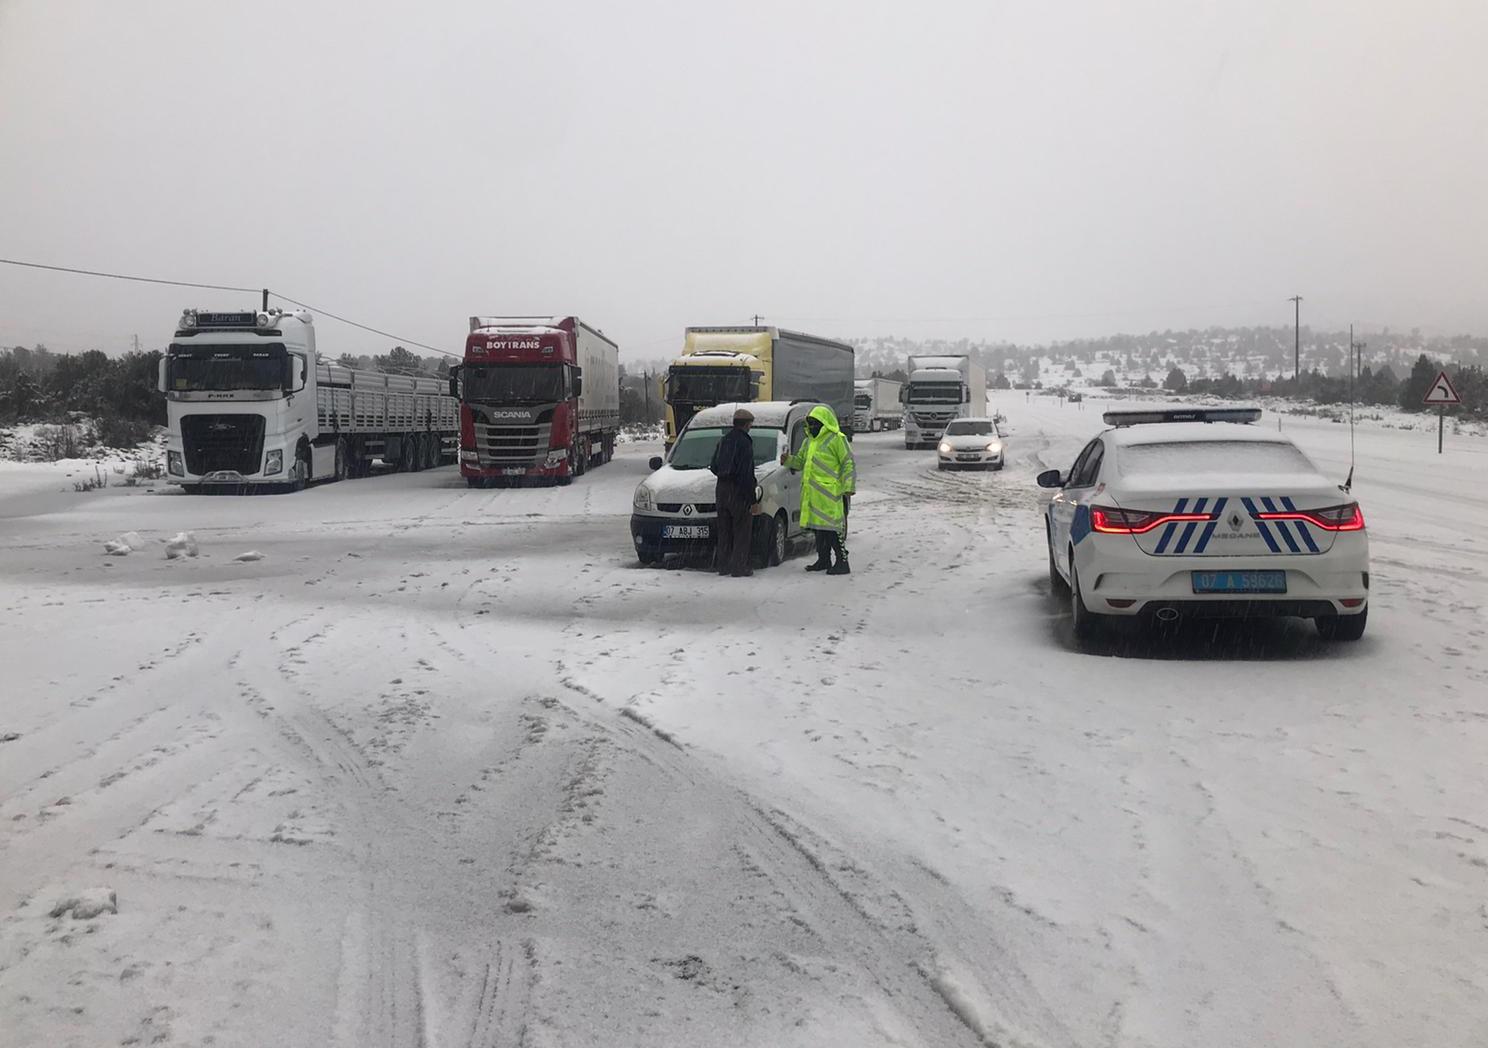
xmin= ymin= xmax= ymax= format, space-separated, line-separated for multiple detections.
xmin=1422 ymin=370 xmax=1461 ymax=454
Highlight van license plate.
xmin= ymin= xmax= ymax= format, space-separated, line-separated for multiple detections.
xmin=662 ymin=525 xmax=710 ymax=539
xmin=1192 ymin=570 xmax=1286 ymax=594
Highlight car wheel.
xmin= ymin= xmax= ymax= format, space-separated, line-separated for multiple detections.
xmin=1315 ymin=607 xmax=1367 ymax=641
xmin=766 ymin=511 xmax=787 ymax=567
xmin=1047 ymin=523 xmax=1069 ymax=595
xmin=1069 ymin=555 xmax=1104 ymax=643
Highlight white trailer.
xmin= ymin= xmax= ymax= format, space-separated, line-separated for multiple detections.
xmin=159 ymin=307 xmax=459 ymax=491
xmin=902 ymin=355 xmax=987 ymax=448
xmin=853 ymin=377 xmax=903 ymax=432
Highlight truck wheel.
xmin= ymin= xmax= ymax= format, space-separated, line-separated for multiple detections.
xmin=1315 ymin=608 xmax=1367 ymax=641
xmin=572 ymin=443 xmax=587 ymax=478
xmin=425 ymin=434 xmax=439 ymax=470
xmin=333 ymin=438 xmax=348 ymax=481
xmin=291 ymin=447 xmax=311 ymax=492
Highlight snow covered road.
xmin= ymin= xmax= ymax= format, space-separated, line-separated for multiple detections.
xmin=2 ymin=391 xmax=1486 ymax=1047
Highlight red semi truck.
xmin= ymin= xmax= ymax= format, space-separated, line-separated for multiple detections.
xmin=451 ymin=316 xmax=621 ymax=487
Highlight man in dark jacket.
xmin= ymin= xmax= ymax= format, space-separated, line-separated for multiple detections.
xmin=709 ymin=407 xmax=759 ymax=577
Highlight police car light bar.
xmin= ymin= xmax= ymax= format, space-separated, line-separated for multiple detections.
xmin=1102 ymin=407 xmax=1263 ymax=426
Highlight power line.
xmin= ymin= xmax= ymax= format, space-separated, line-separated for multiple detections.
xmin=0 ymin=256 xmax=258 ymax=294
xmin=1 ymin=255 xmax=456 ymax=358
xmin=269 ymin=292 xmax=457 ymax=358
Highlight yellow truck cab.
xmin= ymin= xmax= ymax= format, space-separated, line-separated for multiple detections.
xmin=661 ymin=326 xmax=854 ymax=448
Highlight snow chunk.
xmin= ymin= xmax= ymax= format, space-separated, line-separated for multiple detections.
xmin=50 ymin=887 xmax=118 ymax=920
xmin=102 ymin=531 xmax=145 ymax=556
xmin=233 ymin=550 xmax=266 ymax=563
xmin=164 ymin=532 xmax=199 ymax=559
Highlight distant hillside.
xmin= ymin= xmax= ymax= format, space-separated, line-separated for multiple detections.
xmin=843 ymin=326 xmax=1488 ymax=388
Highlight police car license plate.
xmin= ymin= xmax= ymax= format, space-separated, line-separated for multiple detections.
xmin=1191 ymin=570 xmax=1286 ymax=594
xmin=662 ymin=525 xmax=710 ymax=539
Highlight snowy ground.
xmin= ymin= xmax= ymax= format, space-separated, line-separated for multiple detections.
xmin=1 ymin=390 xmax=1485 ymax=1047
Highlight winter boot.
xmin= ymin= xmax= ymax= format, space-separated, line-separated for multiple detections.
xmin=826 ymin=559 xmax=851 ymax=575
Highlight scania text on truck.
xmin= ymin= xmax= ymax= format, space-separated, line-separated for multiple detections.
xmin=450 ymin=316 xmax=620 ymax=487
xmin=661 ymin=326 xmax=855 ymax=448
xmin=902 ymin=355 xmax=987 ymax=449
xmin=159 ymin=308 xmax=458 ymax=491
xmin=853 ymin=377 xmax=903 ymax=433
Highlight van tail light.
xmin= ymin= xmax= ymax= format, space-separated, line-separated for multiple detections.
xmin=1090 ymin=506 xmax=1214 ymax=535
xmin=1256 ymin=502 xmax=1364 ymax=532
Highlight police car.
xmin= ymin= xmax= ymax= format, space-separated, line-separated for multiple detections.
xmin=1038 ymin=407 xmax=1369 ymax=642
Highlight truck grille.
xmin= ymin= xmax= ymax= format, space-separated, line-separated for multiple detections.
xmin=473 ymin=421 xmax=552 ymax=467
xmin=180 ymin=414 xmax=266 ymax=475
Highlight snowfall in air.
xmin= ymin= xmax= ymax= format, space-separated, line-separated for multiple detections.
xmin=1 ymin=390 xmax=1486 ymax=1048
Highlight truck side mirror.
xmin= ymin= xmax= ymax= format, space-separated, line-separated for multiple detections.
xmin=448 ymin=365 xmax=461 ymax=399
xmin=157 ymin=358 xmax=168 ymax=393
xmin=572 ymin=367 xmax=584 ymax=398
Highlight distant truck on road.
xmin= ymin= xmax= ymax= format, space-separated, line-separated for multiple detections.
xmin=450 ymin=316 xmax=620 ymax=487
xmin=853 ymin=377 xmax=903 ymax=433
xmin=159 ymin=307 xmax=458 ymax=491
xmin=662 ymin=326 xmax=855 ymax=448
xmin=902 ymin=355 xmax=987 ymax=449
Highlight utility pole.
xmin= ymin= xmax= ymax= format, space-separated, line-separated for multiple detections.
xmin=1288 ymin=295 xmax=1302 ymax=381
xmin=132 ymin=334 xmax=140 ymax=353
xmin=751 ymin=314 xmax=763 ymax=326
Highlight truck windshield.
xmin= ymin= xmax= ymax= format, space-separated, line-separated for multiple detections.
xmin=854 ymin=395 xmax=871 ymax=409
xmin=464 ymin=364 xmax=565 ymax=404
xmin=908 ymin=382 xmax=963 ymax=404
xmin=668 ymin=427 xmax=780 ymax=471
xmin=666 ymin=366 xmax=753 ymax=404
xmin=167 ymin=346 xmax=287 ymax=392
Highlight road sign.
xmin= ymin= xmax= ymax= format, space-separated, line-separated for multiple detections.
xmin=1423 ymin=370 xmax=1461 ymax=405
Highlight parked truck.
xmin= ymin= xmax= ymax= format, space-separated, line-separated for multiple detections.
xmin=661 ymin=326 xmax=855 ymax=447
xmin=902 ymin=355 xmax=987 ymax=448
xmin=853 ymin=377 xmax=903 ymax=433
xmin=450 ymin=316 xmax=620 ymax=487
xmin=159 ymin=307 xmax=458 ymax=491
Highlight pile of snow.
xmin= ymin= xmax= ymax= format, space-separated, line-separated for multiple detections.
xmin=232 ymin=550 xmax=266 ymax=563
xmin=102 ymin=532 xmax=146 ymax=556
xmin=48 ymin=888 xmax=117 ymax=920
xmin=164 ymin=532 xmax=199 ymax=559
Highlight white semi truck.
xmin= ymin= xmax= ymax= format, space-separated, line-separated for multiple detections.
xmin=902 ymin=355 xmax=987 ymax=448
xmin=159 ymin=307 xmax=459 ymax=491
xmin=852 ymin=377 xmax=903 ymax=432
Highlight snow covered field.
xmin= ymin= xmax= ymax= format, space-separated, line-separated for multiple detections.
xmin=1 ymin=390 xmax=1485 ymax=1047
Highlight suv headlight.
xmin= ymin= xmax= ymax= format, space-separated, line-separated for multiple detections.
xmin=939 ymin=442 xmax=952 ymax=455
xmin=633 ymin=485 xmax=655 ymax=511
xmin=264 ymin=449 xmax=284 ymax=476
xmin=167 ymin=450 xmax=185 ymax=476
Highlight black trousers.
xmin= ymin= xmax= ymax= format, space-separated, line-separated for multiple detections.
xmin=715 ymin=481 xmax=754 ymax=575
xmin=812 ymin=529 xmax=847 ymax=564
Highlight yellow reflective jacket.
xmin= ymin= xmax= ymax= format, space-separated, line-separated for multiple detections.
xmin=785 ymin=406 xmax=856 ymax=533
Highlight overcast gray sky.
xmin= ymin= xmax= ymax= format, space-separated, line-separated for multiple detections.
xmin=2 ymin=0 xmax=1485 ymax=360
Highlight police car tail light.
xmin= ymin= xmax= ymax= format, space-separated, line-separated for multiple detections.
xmin=1091 ymin=505 xmax=1213 ymax=534
xmin=1256 ymin=502 xmax=1364 ymax=532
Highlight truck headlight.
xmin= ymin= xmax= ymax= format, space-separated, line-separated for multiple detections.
xmin=545 ymin=451 xmax=567 ymax=468
xmin=167 ymin=450 xmax=185 ymax=477
xmin=460 ymin=449 xmax=479 ymax=463
xmin=939 ymin=442 xmax=952 ymax=455
xmin=264 ymin=449 xmax=283 ymax=476
xmin=633 ymin=485 xmax=655 ymax=511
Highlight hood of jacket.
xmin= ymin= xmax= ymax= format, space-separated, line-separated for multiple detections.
xmin=808 ymin=405 xmax=842 ymax=434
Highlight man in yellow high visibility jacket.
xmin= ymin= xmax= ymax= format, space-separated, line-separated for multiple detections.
xmin=780 ymin=405 xmax=856 ymax=574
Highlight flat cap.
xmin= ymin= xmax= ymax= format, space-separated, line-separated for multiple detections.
xmin=733 ymin=408 xmax=755 ymax=422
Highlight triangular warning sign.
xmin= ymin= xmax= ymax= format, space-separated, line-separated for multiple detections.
xmin=1423 ymin=370 xmax=1462 ymax=405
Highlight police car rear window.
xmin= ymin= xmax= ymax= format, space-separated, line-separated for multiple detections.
xmin=1119 ymin=440 xmax=1315 ymax=475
